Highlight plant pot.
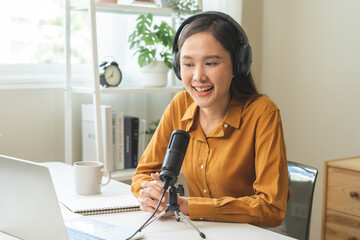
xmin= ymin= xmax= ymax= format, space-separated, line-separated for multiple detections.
xmin=140 ymin=61 xmax=169 ymax=87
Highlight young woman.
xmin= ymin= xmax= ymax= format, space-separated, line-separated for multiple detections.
xmin=131 ymin=11 xmax=289 ymax=227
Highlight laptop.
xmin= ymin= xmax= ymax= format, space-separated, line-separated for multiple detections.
xmin=0 ymin=155 xmax=143 ymax=240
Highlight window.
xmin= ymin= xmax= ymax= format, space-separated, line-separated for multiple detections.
xmin=0 ymin=0 xmax=174 ymax=88
xmin=0 ymin=0 xmax=65 ymax=64
xmin=0 ymin=0 xmax=88 ymax=88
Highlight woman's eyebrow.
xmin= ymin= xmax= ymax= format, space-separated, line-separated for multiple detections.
xmin=181 ymin=55 xmax=193 ymax=60
xmin=181 ymin=55 xmax=222 ymax=60
xmin=204 ymin=55 xmax=222 ymax=60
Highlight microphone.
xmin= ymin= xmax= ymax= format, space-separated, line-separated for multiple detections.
xmin=159 ymin=130 xmax=190 ymax=190
xmin=127 ymin=130 xmax=205 ymax=240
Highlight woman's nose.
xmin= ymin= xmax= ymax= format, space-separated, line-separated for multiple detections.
xmin=193 ymin=65 xmax=205 ymax=81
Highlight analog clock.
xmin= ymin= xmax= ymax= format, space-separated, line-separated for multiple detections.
xmin=99 ymin=61 xmax=122 ymax=87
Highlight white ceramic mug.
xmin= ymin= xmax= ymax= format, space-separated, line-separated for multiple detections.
xmin=74 ymin=161 xmax=111 ymax=195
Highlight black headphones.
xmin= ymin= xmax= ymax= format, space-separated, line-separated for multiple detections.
xmin=172 ymin=11 xmax=252 ymax=80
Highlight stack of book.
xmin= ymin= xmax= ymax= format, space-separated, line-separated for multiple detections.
xmin=81 ymin=104 xmax=146 ymax=172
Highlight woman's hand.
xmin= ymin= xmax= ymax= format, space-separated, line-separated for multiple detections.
xmin=138 ymin=172 xmax=172 ymax=216
xmin=138 ymin=172 xmax=190 ymax=217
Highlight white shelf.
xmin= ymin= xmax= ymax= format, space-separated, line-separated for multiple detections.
xmin=111 ymin=168 xmax=136 ymax=182
xmin=71 ymin=85 xmax=184 ymax=94
xmin=72 ymin=2 xmax=175 ymax=16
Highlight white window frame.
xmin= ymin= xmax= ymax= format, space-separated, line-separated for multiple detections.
xmin=0 ymin=64 xmax=91 ymax=89
xmin=0 ymin=64 xmax=65 ymax=89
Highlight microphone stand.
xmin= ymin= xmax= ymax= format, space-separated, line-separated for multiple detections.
xmin=141 ymin=184 xmax=206 ymax=239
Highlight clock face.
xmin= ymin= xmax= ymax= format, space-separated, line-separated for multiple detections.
xmin=104 ymin=65 xmax=121 ymax=86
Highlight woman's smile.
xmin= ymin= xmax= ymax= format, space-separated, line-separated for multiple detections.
xmin=193 ymin=85 xmax=214 ymax=95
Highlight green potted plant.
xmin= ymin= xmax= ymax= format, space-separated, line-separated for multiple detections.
xmin=145 ymin=119 xmax=160 ymax=144
xmin=128 ymin=13 xmax=175 ymax=87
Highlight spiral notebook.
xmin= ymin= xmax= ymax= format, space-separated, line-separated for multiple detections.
xmin=61 ymin=194 xmax=140 ymax=216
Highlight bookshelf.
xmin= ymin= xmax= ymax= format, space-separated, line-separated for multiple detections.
xmin=71 ymin=2 xmax=175 ymax=15
xmin=71 ymin=86 xmax=184 ymax=94
xmin=64 ymin=0 xmax=184 ymax=181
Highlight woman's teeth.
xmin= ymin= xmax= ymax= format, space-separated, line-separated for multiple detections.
xmin=194 ymin=86 xmax=214 ymax=92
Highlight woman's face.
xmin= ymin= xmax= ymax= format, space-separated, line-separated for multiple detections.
xmin=180 ymin=31 xmax=233 ymax=111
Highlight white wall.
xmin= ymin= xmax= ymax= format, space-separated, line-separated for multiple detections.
xmin=246 ymin=0 xmax=360 ymax=239
xmin=0 ymin=89 xmax=65 ymax=162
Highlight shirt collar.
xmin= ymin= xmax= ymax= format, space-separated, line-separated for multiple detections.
xmin=181 ymin=98 xmax=243 ymax=132
xmin=181 ymin=101 xmax=198 ymax=132
xmin=223 ymin=99 xmax=242 ymax=129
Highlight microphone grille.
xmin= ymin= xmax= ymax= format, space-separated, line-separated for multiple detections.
xmin=168 ymin=130 xmax=190 ymax=153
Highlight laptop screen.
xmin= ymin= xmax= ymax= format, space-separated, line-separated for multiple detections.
xmin=0 ymin=155 xmax=69 ymax=240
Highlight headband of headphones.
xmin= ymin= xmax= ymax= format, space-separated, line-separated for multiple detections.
xmin=172 ymin=11 xmax=252 ymax=80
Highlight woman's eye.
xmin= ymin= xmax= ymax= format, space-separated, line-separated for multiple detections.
xmin=206 ymin=62 xmax=219 ymax=66
xmin=183 ymin=63 xmax=194 ymax=67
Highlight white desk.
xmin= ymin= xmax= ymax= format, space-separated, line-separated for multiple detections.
xmin=0 ymin=162 xmax=294 ymax=240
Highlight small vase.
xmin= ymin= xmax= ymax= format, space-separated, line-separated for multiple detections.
xmin=140 ymin=61 xmax=169 ymax=87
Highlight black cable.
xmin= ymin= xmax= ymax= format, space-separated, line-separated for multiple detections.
xmin=126 ymin=189 xmax=167 ymax=240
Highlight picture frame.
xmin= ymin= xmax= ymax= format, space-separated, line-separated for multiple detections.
xmin=132 ymin=0 xmax=160 ymax=6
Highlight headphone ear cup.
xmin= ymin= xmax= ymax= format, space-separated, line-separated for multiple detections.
xmin=241 ymin=44 xmax=252 ymax=76
xmin=235 ymin=44 xmax=252 ymax=76
xmin=172 ymin=52 xmax=182 ymax=80
xmin=233 ymin=44 xmax=242 ymax=77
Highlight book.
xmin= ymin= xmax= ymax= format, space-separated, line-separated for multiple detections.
xmin=61 ymin=194 xmax=140 ymax=216
xmin=112 ymin=111 xmax=125 ymax=170
xmin=81 ymin=104 xmax=113 ymax=172
xmin=138 ymin=118 xmax=146 ymax=162
xmin=124 ymin=116 xmax=139 ymax=169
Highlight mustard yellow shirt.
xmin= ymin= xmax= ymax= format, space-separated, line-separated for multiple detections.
xmin=131 ymin=91 xmax=289 ymax=227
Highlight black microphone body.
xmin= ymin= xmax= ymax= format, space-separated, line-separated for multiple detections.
xmin=159 ymin=130 xmax=190 ymax=190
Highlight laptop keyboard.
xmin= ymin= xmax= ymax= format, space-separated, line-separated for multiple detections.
xmin=66 ymin=227 xmax=105 ymax=240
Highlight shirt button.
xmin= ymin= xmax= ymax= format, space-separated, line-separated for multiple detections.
xmin=200 ymin=165 xmax=204 ymax=169
xmin=224 ymin=123 xmax=228 ymax=128
xmin=203 ymin=189 xmax=207 ymax=193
